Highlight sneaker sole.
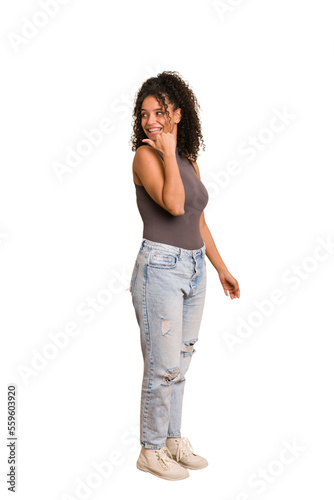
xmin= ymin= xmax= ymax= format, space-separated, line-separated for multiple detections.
xmin=178 ymin=462 xmax=208 ymax=470
xmin=136 ymin=461 xmax=189 ymax=480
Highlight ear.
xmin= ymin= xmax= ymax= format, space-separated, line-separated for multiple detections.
xmin=175 ymin=108 xmax=182 ymax=124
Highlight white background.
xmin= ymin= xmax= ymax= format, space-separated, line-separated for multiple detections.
xmin=1 ymin=0 xmax=334 ymax=498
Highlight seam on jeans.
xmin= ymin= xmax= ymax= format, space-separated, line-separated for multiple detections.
xmin=147 ymin=250 xmax=178 ymax=269
xmin=142 ymin=261 xmax=153 ymax=442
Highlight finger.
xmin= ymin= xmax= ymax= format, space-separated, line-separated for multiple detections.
xmin=142 ymin=139 xmax=154 ymax=147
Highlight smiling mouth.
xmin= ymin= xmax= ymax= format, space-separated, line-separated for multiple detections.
xmin=147 ymin=128 xmax=162 ymax=135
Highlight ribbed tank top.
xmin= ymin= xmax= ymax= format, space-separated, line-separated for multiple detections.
xmin=134 ymin=145 xmax=209 ymax=250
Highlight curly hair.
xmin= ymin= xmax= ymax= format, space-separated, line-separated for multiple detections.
xmin=130 ymin=71 xmax=205 ymax=162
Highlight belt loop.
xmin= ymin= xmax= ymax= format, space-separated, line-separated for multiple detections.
xmin=179 ymin=248 xmax=182 ymax=260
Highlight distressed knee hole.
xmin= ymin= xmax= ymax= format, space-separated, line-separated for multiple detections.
xmin=161 ymin=317 xmax=171 ymax=336
xmin=162 ymin=366 xmax=180 ymax=385
xmin=181 ymin=338 xmax=198 ymax=357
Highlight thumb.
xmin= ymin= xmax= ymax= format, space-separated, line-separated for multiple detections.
xmin=142 ymin=138 xmax=155 ymax=148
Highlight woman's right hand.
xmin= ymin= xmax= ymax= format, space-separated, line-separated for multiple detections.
xmin=142 ymin=131 xmax=176 ymax=157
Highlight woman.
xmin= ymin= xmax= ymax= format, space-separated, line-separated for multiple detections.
xmin=129 ymin=71 xmax=240 ymax=481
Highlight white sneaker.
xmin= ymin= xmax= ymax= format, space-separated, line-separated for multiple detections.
xmin=136 ymin=445 xmax=190 ymax=480
xmin=165 ymin=437 xmax=208 ymax=470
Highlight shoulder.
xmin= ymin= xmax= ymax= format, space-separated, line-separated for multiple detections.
xmin=134 ymin=144 xmax=154 ymax=157
xmin=134 ymin=144 xmax=162 ymax=162
xmin=132 ymin=144 xmax=165 ymax=184
xmin=133 ymin=145 xmax=160 ymax=166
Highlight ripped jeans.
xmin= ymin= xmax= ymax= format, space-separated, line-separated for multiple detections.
xmin=129 ymin=238 xmax=207 ymax=449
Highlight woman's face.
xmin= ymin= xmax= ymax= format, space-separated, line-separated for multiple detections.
xmin=141 ymin=95 xmax=180 ymax=141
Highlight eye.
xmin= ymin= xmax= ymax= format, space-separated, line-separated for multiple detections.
xmin=141 ymin=111 xmax=163 ymax=118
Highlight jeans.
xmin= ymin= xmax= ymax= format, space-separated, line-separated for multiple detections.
xmin=129 ymin=238 xmax=207 ymax=449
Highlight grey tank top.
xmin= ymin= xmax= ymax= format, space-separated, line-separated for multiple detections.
xmin=134 ymin=145 xmax=209 ymax=250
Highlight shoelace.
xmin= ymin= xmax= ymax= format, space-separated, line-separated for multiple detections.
xmin=156 ymin=446 xmax=175 ymax=470
xmin=175 ymin=437 xmax=194 ymax=462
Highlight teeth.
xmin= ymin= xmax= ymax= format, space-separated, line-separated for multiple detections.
xmin=149 ymin=128 xmax=162 ymax=132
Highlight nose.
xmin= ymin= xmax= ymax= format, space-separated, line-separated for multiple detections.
xmin=146 ymin=116 xmax=157 ymax=126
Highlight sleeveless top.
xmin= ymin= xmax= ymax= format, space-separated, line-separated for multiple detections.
xmin=134 ymin=145 xmax=209 ymax=250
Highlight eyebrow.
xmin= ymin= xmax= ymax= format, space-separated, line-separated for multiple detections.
xmin=141 ymin=108 xmax=163 ymax=112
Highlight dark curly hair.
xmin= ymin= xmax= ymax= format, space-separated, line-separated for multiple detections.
xmin=129 ymin=71 xmax=205 ymax=162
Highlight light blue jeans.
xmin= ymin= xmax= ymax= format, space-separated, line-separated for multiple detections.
xmin=129 ymin=238 xmax=207 ymax=449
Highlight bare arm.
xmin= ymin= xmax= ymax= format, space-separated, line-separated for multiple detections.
xmin=191 ymin=160 xmax=228 ymax=272
xmin=191 ymin=160 xmax=240 ymax=299
xmin=133 ymin=145 xmax=185 ymax=216
xmin=200 ymin=212 xmax=228 ymax=273
xmin=162 ymin=150 xmax=185 ymax=215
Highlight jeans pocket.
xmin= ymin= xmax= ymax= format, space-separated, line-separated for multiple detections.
xmin=129 ymin=261 xmax=139 ymax=294
xmin=147 ymin=250 xmax=178 ymax=269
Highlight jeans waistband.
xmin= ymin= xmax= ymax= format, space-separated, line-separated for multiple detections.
xmin=141 ymin=238 xmax=206 ymax=259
